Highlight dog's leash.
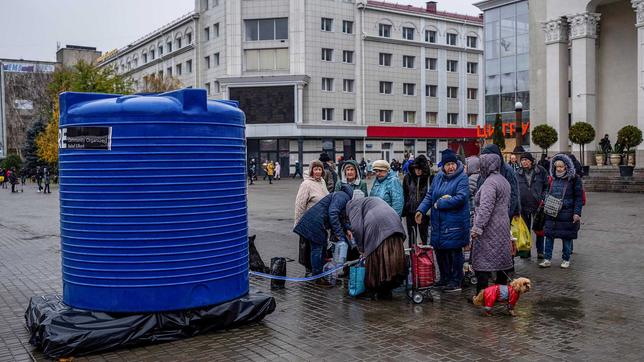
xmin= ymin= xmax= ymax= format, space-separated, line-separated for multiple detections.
xmin=250 ymin=259 xmax=361 ymax=282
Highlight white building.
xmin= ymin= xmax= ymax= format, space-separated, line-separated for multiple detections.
xmin=99 ymin=0 xmax=484 ymax=175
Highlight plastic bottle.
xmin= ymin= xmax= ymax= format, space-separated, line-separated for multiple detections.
xmin=323 ymin=259 xmax=337 ymax=285
xmin=333 ymin=240 xmax=348 ymax=265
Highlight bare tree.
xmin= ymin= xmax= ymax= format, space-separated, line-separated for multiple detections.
xmin=141 ymin=75 xmax=182 ymax=93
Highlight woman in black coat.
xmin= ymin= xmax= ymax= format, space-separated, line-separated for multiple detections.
xmin=402 ymin=155 xmax=432 ymax=245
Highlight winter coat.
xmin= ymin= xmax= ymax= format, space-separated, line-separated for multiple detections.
xmin=516 ymin=164 xmax=548 ymax=214
xmin=275 ymin=163 xmax=281 ymax=175
xmin=417 ymin=160 xmax=470 ymax=250
xmin=323 ymin=163 xmax=337 ymax=192
xmin=478 ymin=144 xmax=520 ymax=218
xmin=293 ymin=169 xmax=329 ymax=227
xmin=267 ymin=163 xmax=275 ymax=176
xmin=544 ymin=154 xmax=583 ymax=240
xmin=347 ymin=197 xmax=406 ymax=257
xmin=402 ymin=156 xmax=432 ymax=217
xmin=370 ymin=170 xmax=404 ymax=216
xmin=334 ymin=160 xmax=368 ymax=197
xmin=293 ymin=185 xmax=354 ymax=245
xmin=466 ymin=156 xmax=481 ymax=211
xmin=471 ymin=154 xmax=513 ymax=272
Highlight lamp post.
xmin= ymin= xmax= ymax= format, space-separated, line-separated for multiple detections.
xmin=514 ymin=101 xmax=523 ymax=150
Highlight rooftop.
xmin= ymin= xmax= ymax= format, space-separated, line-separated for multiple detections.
xmin=367 ymin=1 xmax=483 ymax=23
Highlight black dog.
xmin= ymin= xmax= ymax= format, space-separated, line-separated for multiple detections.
xmin=248 ymin=235 xmax=270 ymax=273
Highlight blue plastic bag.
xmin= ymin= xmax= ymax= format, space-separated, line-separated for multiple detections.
xmin=349 ymin=261 xmax=366 ymax=297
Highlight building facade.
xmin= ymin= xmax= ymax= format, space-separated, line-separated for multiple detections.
xmin=99 ymin=0 xmax=484 ymax=175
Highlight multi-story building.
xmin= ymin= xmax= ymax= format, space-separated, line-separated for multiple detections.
xmin=99 ymin=0 xmax=484 ymax=175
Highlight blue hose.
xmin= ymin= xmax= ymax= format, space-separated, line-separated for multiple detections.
xmin=249 ymin=259 xmax=360 ymax=282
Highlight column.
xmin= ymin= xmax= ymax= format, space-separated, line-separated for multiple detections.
xmin=568 ymin=13 xmax=600 ymax=137
xmin=420 ymin=18 xmax=427 ymax=127
xmin=296 ymin=83 xmax=304 ymax=124
xmin=543 ymin=18 xmax=570 ymax=153
xmin=633 ymin=0 xmax=644 ymax=160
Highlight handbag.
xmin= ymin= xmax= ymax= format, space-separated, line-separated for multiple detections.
xmin=532 ymin=206 xmax=546 ymax=231
xmin=543 ymin=179 xmax=568 ymax=218
xmin=349 ymin=260 xmax=366 ymax=297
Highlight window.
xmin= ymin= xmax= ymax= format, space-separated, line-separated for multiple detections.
xmin=150 ymin=49 xmax=155 ymax=60
xmin=446 ymin=33 xmax=457 ymax=46
xmin=187 ymin=33 xmax=192 ymax=44
xmin=343 ymin=109 xmax=354 ymax=122
xmin=467 ymin=88 xmax=478 ymax=100
xmin=176 ymin=63 xmax=182 ymax=75
xmin=158 ymin=45 xmax=164 ymax=56
xmin=214 ymin=23 xmax=220 ymax=38
xmin=425 ymin=57 xmax=437 ymax=70
xmin=379 ymin=23 xmax=391 ymax=37
xmin=186 ymin=59 xmax=192 ymax=73
xmin=426 ymin=84 xmax=437 ymax=97
xmin=379 ymin=81 xmax=392 ymax=94
xmin=214 ymin=52 xmax=220 ymax=66
xmin=379 ymin=53 xmax=392 ymax=66
xmin=447 ymin=113 xmax=458 ymax=125
xmin=322 ymin=108 xmax=334 ymax=121
xmin=205 ymin=55 xmax=211 ymax=69
xmin=342 ymin=50 xmax=354 ymax=63
xmin=322 ymin=77 xmax=334 ymax=91
xmin=342 ymin=20 xmax=353 ymax=34
xmin=205 ymin=82 xmax=210 ymax=95
xmin=402 ymin=55 xmax=415 ymax=68
xmin=167 ymin=42 xmax=173 ymax=53
xmin=380 ymin=109 xmax=393 ymax=123
xmin=322 ymin=48 xmax=333 ymax=61
xmin=467 ymin=62 xmax=478 ymax=74
xmin=403 ymin=111 xmax=416 ymax=124
xmin=425 ymin=30 xmax=436 ymax=43
xmin=176 ymin=37 xmax=182 ymax=49
xmin=204 ymin=27 xmax=210 ymax=41
xmin=467 ymin=36 xmax=478 ymax=48
xmin=246 ymin=18 xmax=288 ymax=40
xmin=426 ymin=112 xmax=437 ymax=125
xmin=245 ymin=48 xmax=289 ymax=71
xmin=402 ymin=27 xmax=414 ymax=40
xmin=321 ymin=17 xmax=333 ymax=31
xmin=143 ymin=53 xmax=147 ymax=63
xmin=447 ymin=86 xmax=458 ymax=98
xmin=343 ymin=79 xmax=354 ymax=92
xmin=213 ymin=81 xmax=220 ymax=93
xmin=403 ymin=83 xmax=415 ymax=96
xmin=467 ymin=114 xmax=478 ymax=126
xmin=447 ymin=60 xmax=458 ymax=72
xmin=167 ymin=67 xmax=172 ymax=77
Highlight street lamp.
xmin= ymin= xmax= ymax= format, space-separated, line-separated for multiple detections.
xmin=515 ymin=101 xmax=523 ymax=149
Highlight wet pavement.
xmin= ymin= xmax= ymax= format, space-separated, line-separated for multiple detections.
xmin=1 ymin=179 xmax=644 ymax=361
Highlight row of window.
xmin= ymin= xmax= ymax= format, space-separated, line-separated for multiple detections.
xmin=377 ymin=23 xmax=478 ymax=48
xmin=320 ymin=78 xmax=477 ymax=99
xmin=321 ymin=18 xmax=354 ymax=34
xmin=376 ymin=53 xmax=477 ymax=74
xmin=320 ymin=108 xmax=478 ymax=126
xmin=142 ymin=59 xmax=194 ymax=81
xmin=204 ymin=52 xmax=221 ymax=69
xmin=204 ymin=81 xmax=221 ymax=95
xmin=321 ymin=48 xmax=354 ymax=63
xmin=245 ymin=18 xmax=288 ymax=41
xmin=204 ymin=23 xmax=220 ymax=41
xmin=122 ymin=32 xmax=194 ymax=72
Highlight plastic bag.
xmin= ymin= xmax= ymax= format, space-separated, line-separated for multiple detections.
xmin=249 ymin=235 xmax=269 ymax=273
xmin=270 ymin=257 xmax=287 ymax=289
xmin=511 ymin=216 xmax=532 ymax=252
xmin=349 ymin=261 xmax=366 ymax=297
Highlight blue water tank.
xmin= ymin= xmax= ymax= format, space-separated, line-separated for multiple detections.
xmin=59 ymin=89 xmax=248 ymax=312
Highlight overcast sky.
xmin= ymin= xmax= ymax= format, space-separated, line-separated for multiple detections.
xmin=0 ymin=0 xmax=481 ymax=62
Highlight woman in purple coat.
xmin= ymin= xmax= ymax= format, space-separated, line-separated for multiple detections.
xmin=470 ymin=153 xmax=513 ymax=294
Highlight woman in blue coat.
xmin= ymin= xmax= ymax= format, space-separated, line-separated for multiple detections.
xmin=369 ymin=160 xmax=404 ymax=216
xmin=415 ymin=149 xmax=470 ymax=292
xmin=539 ymin=153 xmax=583 ymax=269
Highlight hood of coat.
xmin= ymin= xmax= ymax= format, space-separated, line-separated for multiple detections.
xmin=439 ymin=160 xmax=465 ymax=180
xmin=465 ymin=156 xmax=480 ymax=176
xmin=549 ymin=153 xmax=577 ymax=180
xmin=479 ymin=153 xmax=501 ymax=179
xmin=340 ymin=160 xmax=362 ymax=186
xmin=481 ymin=144 xmax=505 ymax=167
xmin=408 ymin=155 xmax=430 ymax=177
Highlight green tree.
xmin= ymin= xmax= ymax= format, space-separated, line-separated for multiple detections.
xmin=492 ymin=114 xmax=505 ymax=150
xmin=568 ymin=122 xmax=595 ymax=166
xmin=617 ymin=125 xmax=643 ymax=165
xmin=0 ymin=154 xmax=22 ymax=171
xmin=532 ymin=124 xmax=558 ymax=155
xmin=21 ymin=118 xmax=46 ymax=175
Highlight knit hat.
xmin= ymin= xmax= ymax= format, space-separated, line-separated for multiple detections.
xmin=372 ymin=160 xmax=390 ymax=171
xmin=319 ymin=152 xmax=331 ymax=163
xmin=440 ymin=149 xmax=458 ymax=165
xmin=520 ymin=152 xmax=534 ymax=163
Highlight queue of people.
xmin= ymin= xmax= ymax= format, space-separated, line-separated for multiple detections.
xmin=291 ymin=146 xmax=585 ymax=300
xmin=0 ymin=166 xmax=52 ymax=194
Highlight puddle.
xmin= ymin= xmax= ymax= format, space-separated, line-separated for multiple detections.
xmin=534 ymin=296 xmax=585 ymax=320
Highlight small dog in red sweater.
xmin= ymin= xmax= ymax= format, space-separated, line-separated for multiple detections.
xmin=473 ymin=277 xmax=532 ymax=316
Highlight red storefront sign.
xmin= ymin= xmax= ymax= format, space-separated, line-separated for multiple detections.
xmin=367 ymin=126 xmax=478 ymax=139
xmin=476 ymin=122 xmax=530 ymax=138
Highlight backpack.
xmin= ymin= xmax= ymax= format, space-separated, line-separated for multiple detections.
xmin=548 ymin=175 xmax=586 ymax=206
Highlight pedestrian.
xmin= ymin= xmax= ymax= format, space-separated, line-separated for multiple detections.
xmin=538 ymin=154 xmax=550 ymax=174
xmin=508 ymin=153 xmax=521 ymax=173
xmin=20 ymin=169 xmax=27 ymax=191
xmin=402 ymin=156 xmax=414 ymax=175
xmin=0 ymin=167 xmax=5 ymax=189
xmin=274 ymin=161 xmax=281 ymax=180
xmin=36 ymin=166 xmax=43 ymax=192
xmin=347 ymin=196 xmax=407 ymax=299
xmin=599 ymin=134 xmax=612 ymax=165
xmin=294 ymin=160 xmax=330 ymax=276
xmin=293 ymin=185 xmax=354 ymax=285
xmin=366 ymin=159 xmax=373 ymax=178
xmin=262 ymin=160 xmax=268 ymax=181
xmin=415 ymin=149 xmax=470 ymax=292
xmin=9 ymin=168 xmax=18 ymax=193
xmin=470 ymin=153 xmax=513 ymax=294
xmin=369 ymin=160 xmax=404 ymax=216
xmin=516 ymin=152 xmax=548 ymax=259
xmin=539 ymin=153 xmax=583 ymax=269
xmin=292 ymin=160 xmax=303 ymax=178
xmin=319 ymin=152 xmax=337 ymax=192
xmin=465 ymin=156 xmax=481 ymax=265
xmin=266 ymin=161 xmax=275 ymax=184
xmin=359 ymin=158 xmax=367 ymax=179
xmin=43 ymin=167 xmax=51 ymax=194
xmin=335 ymin=160 xmax=368 ymax=197
xmin=402 ymin=155 xmax=432 ymax=245
xmin=478 ymin=144 xmax=521 ymax=219
xmin=248 ymin=159 xmax=256 ymax=185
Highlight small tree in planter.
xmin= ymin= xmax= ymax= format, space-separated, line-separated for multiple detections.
xmin=617 ymin=125 xmax=643 ymax=176
xmin=531 ymin=124 xmax=558 ymax=156
xmin=492 ymin=113 xmax=506 ymax=150
xmin=568 ymin=122 xmax=595 ymax=174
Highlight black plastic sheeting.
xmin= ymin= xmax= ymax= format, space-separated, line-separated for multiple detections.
xmin=25 ymin=292 xmax=276 ymax=358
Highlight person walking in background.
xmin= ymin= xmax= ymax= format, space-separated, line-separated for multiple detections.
xmin=266 ymin=161 xmax=275 ymax=184
xmin=516 ymin=152 xmax=548 ymax=259
xmin=9 ymin=168 xmax=18 ymax=193
xmin=262 ymin=160 xmax=268 ymax=181
xmin=319 ymin=153 xmax=337 ymax=192
xmin=36 ymin=166 xmax=43 ymax=193
xmin=599 ymin=134 xmax=612 ymax=165
xmin=248 ymin=159 xmax=256 ymax=185
xmin=369 ymin=160 xmax=404 ymax=216
xmin=416 ymin=149 xmax=470 ymax=293
xmin=402 ymin=155 xmax=432 ymax=245
xmin=20 ymin=169 xmax=27 ymax=191
xmin=359 ymin=158 xmax=367 ymax=179
xmin=508 ymin=153 xmax=521 ymax=173
xmin=293 ymin=161 xmax=303 ymax=178
xmin=43 ymin=168 xmax=51 ymax=194
xmin=274 ymin=161 xmax=281 ymax=180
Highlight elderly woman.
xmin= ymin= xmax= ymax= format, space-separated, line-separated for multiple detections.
xmin=294 ymin=160 xmax=329 ymax=275
xmin=470 ymin=153 xmax=513 ymax=294
xmin=415 ymin=149 xmax=470 ymax=293
xmin=369 ymin=160 xmax=404 ymax=216
xmin=402 ymin=155 xmax=433 ymax=245
xmin=539 ymin=153 xmax=583 ymax=269
xmin=347 ymin=197 xmax=406 ymax=299
xmin=335 ymin=159 xmax=368 ymax=197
